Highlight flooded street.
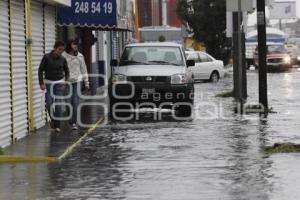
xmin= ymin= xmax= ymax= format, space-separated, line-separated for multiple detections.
xmin=1 ymin=69 xmax=300 ymax=200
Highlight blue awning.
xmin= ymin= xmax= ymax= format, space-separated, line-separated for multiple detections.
xmin=57 ymin=0 xmax=117 ymax=28
xmin=246 ymin=37 xmax=286 ymax=43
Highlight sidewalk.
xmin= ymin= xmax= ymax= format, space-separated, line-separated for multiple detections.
xmin=0 ymin=94 xmax=107 ymax=163
xmin=1 ymin=118 xmax=104 ymax=164
xmin=4 ymin=125 xmax=85 ymax=157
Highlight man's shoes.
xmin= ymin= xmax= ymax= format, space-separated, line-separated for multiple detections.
xmin=71 ymin=124 xmax=78 ymax=130
xmin=55 ymin=128 xmax=61 ymax=132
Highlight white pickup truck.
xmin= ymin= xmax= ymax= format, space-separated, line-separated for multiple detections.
xmin=109 ymin=42 xmax=195 ymax=119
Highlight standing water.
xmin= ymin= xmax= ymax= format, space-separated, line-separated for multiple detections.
xmin=1 ymin=70 xmax=300 ymax=200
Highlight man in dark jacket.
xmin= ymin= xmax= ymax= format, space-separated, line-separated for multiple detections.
xmin=39 ymin=41 xmax=69 ymax=132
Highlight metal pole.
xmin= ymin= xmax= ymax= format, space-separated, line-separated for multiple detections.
xmin=237 ymin=0 xmax=243 ymax=109
xmin=26 ymin=0 xmax=35 ymax=131
xmin=256 ymin=0 xmax=268 ymax=116
xmin=241 ymin=31 xmax=247 ymax=100
xmin=232 ymin=0 xmax=245 ymax=113
xmin=134 ymin=0 xmax=140 ymax=41
xmin=279 ymin=19 xmax=282 ymax=30
xmin=232 ymin=12 xmax=239 ymax=99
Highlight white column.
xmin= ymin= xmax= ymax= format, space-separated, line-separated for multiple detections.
xmin=162 ymin=0 xmax=168 ymax=26
xmin=104 ymin=31 xmax=111 ymax=79
xmin=92 ymin=31 xmax=97 ymax=64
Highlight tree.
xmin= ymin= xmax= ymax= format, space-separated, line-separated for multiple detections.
xmin=177 ymin=0 xmax=231 ymax=63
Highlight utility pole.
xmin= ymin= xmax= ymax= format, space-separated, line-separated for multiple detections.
xmin=256 ymin=0 xmax=269 ymax=116
xmin=134 ymin=0 xmax=140 ymax=41
xmin=279 ymin=19 xmax=282 ymax=30
xmin=232 ymin=0 xmax=247 ymax=112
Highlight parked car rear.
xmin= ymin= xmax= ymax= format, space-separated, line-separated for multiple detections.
xmin=186 ymin=51 xmax=225 ymax=82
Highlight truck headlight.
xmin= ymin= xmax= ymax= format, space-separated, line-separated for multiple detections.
xmin=297 ymin=56 xmax=300 ymax=61
xmin=284 ymin=56 xmax=291 ymax=64
xmin=171 ymin=74 xmax=186 ymax=84
xmin=112 ymin=74 xmax=127 ymax=83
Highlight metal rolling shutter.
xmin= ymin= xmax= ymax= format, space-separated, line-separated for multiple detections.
xmin=10 ymin=0 xmax=28 ymax=140
xmin=31 ymin=0 xmax=46 ymax=129
xmin=44 ymin=5 xmax=56 ymax=54
xmin=0 ymin=0 xmax=12 ymax=147
xmin=43 ymin=5 xmax=56 ymax=124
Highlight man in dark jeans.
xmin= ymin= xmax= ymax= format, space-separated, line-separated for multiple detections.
xmin=38 ymin=41 xmax=69 ymax=132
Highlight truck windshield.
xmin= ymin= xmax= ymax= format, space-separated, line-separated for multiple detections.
xmin=119 ymin=46 xmax=184 ymax=66
xmin=267 ymin=45 xmax=286 ymax=53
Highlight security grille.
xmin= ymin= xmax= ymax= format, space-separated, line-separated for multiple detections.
xmin=44 ymin=5 xmax=56 ymax=54
xmin=11 ymin=0 xmax=28 ymax=140
xmin=31 ymin=0 xmax=46 ymax=129
xmin=0 ymin=0 xmax=12 ymax=148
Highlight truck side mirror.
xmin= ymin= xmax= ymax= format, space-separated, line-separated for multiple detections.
xmin=187 ymin=60 xmax=195 ymax=67
xmin=110 ymin=59 xmax=118 ymax=66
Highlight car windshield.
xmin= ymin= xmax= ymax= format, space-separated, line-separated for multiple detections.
xmin=267 ymin=45 xmax=286 ymax=53
xmin=119 ymin=46 xmax=184 ymax=66
xmin=291 ymin=48 xmax=300 ymax=54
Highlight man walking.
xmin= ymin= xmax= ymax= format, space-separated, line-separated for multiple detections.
xmin=38 ymin=41 xmax=69 ymax=132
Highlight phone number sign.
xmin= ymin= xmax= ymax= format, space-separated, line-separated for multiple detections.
xmin=57 ymin=0 xmax=117 ymax=28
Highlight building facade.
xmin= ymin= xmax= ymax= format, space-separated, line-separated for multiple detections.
xmin=136 ymin=0 xmax=182 ymax=28
xmin=0 ymin=0 xmax=134 ymax=148
xmin=167 ymin=0 xmax=181 ymax=28
xmin=137 ymin=0 xmax=162 ymax=27
xmin=56 ymin=0 xmax=133 ymax=94
xmin=0 ymin=0 xmax=68 ymax=148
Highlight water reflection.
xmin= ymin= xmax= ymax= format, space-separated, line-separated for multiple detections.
xmin=224 ymin=119 xmax=272 ymax=200
xmin=0 ymin=163 xmax=50 ymax=200
xmin=44 ymin=132 xmax=130 ymax=199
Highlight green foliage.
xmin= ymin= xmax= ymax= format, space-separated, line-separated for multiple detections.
xmin=176 ymin=0 xmax=231 ymax=63
xmin=264 ymin=143 xmax=300 ymax=154
xmin=0 ymin=147 xmax=4 ymax=155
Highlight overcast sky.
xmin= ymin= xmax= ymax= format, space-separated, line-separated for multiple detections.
xmin=278 ymin=0 xmax=300 ymax=18
xmin=294 ymin=0 xmax=299 ymax=18
xmin=247 ymin=0 xmax=299 ymax=26
xmin=269 ymin=0 xmax=299 ymax=18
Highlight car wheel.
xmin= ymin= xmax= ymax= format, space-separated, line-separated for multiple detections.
xmin=175 ymin=87 xmax=194 ymax=118
xmin=210 ymin=71 xmax=219 ymax=83
xmin=110 ymin=103 xmax=134 ymax=120
xmin=176 ymin=103 xmax=193 ymax=118
xmin=109 ymin=92 xmax=134 ymax=120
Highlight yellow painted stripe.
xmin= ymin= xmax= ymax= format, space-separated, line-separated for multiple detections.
xmin=0 ymin=117 xmax=105 ymax=164
xmin=58 ymin=117 xmax=104 ymax=161
xmin=0 ymin=156 xmax=58 ymax=163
